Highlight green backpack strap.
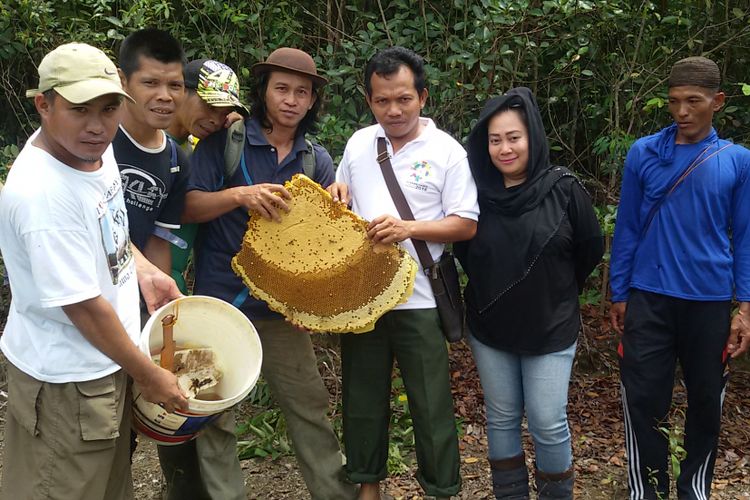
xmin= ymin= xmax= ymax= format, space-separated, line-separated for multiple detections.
xmin=302 ymin=138 xmax=316 ymax=179
xmin=223 ymin=119 xmax=246 ymax=188
xmin=223 ymin=125 xmax=314 ymax=184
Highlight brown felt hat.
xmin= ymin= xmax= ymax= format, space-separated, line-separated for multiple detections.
xmin=252 ymin=47 xmax=328 ymax=88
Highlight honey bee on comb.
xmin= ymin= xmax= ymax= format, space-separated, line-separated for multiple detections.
xmin=232 ymin=174 xmax=417 ymax=333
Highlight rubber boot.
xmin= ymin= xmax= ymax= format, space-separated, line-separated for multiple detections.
xmin=489 ymin=454 xmax=529 ymax=499
xmin=535 ymin=466 xmax=574 ymax=500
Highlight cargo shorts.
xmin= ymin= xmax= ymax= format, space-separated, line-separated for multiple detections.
xmin=0 ymin=361 xmax=133 ymax=500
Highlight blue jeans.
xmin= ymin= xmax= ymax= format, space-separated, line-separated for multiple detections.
xmin=469 ymin=335 xmax=576 ymax=474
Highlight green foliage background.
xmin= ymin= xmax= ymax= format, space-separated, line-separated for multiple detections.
xmin=0 ymin=0 xmax=749 ymax=303
xmin=1 ymin=0 xmax=750 ymax=209
xmin=2 ymin=0 xmax=750 ymax=193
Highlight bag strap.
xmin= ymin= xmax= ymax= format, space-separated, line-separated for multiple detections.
xmin=223 ymin=121 xmax=314 ymax=186
xmin=166 ymin=135 xmax=178 ymax=169
xmin=641 ymin=141 xmax=733 ymax=238
xmin=223 ymin=119 xmax=246 ymax=188
xmin=302 ymin=139 xmax=316 ymax=179
xmin=376 ymin=137 xmax=435 ymax=270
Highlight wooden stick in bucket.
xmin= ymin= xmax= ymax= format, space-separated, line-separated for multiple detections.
xmin=160 ymin=313 xmax=178 ymax=372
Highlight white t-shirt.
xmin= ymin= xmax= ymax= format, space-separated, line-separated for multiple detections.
xmin=0 ymin=137 xmax=140 ymax=383
xmin=336 ymin=118 xmax=479 ymax=309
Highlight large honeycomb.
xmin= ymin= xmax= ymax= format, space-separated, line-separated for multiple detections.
xmin=231 ymin=174 xmax=417 ymax=333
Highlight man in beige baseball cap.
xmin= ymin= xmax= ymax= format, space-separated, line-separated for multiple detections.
xmin=25 ymin=42 xmax=135 ymax=170
xmin=26 ymin=42 xmax=133 ymax=104
xmin=0 ymin=42 xmax=186 ymax=500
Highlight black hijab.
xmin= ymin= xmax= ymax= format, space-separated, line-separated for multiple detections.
xmin=455 ymin=87 xmax=577 ymax=314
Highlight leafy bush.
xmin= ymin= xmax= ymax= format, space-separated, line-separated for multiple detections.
xmin=236 ymin=379 xmax=293 ymax=460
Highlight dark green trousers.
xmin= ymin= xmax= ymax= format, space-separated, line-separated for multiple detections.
xmin=341 ymin=308 xmax=461 ymax=497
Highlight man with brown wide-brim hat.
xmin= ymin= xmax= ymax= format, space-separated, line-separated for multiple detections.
xmin=178 ymin=47 xmax=357 ymax=499
xmin=246 ymin=47 xmax=328 ymax=143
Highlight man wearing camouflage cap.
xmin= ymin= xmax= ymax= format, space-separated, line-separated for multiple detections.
xmin=166 ymin=58 xmax=248 ymax=294
xmin=0 ymin=42 xmax=185 ymax=500
xmin=156 ymin=58 xmax=250 ymax=500
xmin=610 ymin=56 xmax=750 ymax=499
xmin=169 ymin=58 xmax=248 ymax=143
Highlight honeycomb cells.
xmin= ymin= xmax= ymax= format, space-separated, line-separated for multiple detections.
xmin=232 ymin=174 xmax=416 ymax=333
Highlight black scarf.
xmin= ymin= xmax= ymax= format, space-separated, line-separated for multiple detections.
xmin=455 ymin=87 xmax=577 ymax=314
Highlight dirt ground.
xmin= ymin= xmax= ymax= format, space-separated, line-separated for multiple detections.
xmin=1 ymin=337 xmax=748 ymax=499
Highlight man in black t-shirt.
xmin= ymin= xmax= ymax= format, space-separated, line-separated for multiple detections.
xmin=114 ymin=28 xmax=190 ymax=274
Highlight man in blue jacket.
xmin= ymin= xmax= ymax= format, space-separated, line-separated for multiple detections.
xmin=609 ymin=56 xmax=750 ymax=500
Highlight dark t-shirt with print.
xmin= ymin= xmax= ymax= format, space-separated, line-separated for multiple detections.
xmin=113 ymin=126 xmax=191 ymax=250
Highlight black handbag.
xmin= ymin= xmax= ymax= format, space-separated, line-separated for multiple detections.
xmin=376 ymin=137 xmax=465 ymax=342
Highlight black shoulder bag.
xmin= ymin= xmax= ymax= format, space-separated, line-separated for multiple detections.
xmin=376 ymin=137 xmax=465 ymax=342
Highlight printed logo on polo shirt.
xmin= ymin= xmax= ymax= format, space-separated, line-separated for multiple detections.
xmin=405 ymin=160 xmax=431 ymax=192
xmin=119 ymin=165 xmax=168 ymax=212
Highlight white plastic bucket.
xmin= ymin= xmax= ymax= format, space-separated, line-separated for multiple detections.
xmin=132 ymin=295 xmax=263 ymax=445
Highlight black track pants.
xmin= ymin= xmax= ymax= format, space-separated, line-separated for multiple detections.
xmin=618 ymin=289 xmax=730 ymax=500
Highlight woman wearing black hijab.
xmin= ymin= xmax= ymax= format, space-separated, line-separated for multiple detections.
xmin=455 ymin=88 xmax=603 ymax=499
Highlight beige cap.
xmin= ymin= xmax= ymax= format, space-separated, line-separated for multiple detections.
xmin=25 ymin=42 xmax=133 ymax=103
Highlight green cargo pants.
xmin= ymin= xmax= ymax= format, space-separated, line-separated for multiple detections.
xmin=158 ymin=318 xmax=356 ymax=500
xmin=341 ymin=308 xmax=461 ymax=497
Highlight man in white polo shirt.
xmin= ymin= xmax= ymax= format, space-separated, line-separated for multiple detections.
xmin=328 ymin=46 xmax=479 ymax=500
xmin=0 ymin=42 xmax=186 ymax=500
